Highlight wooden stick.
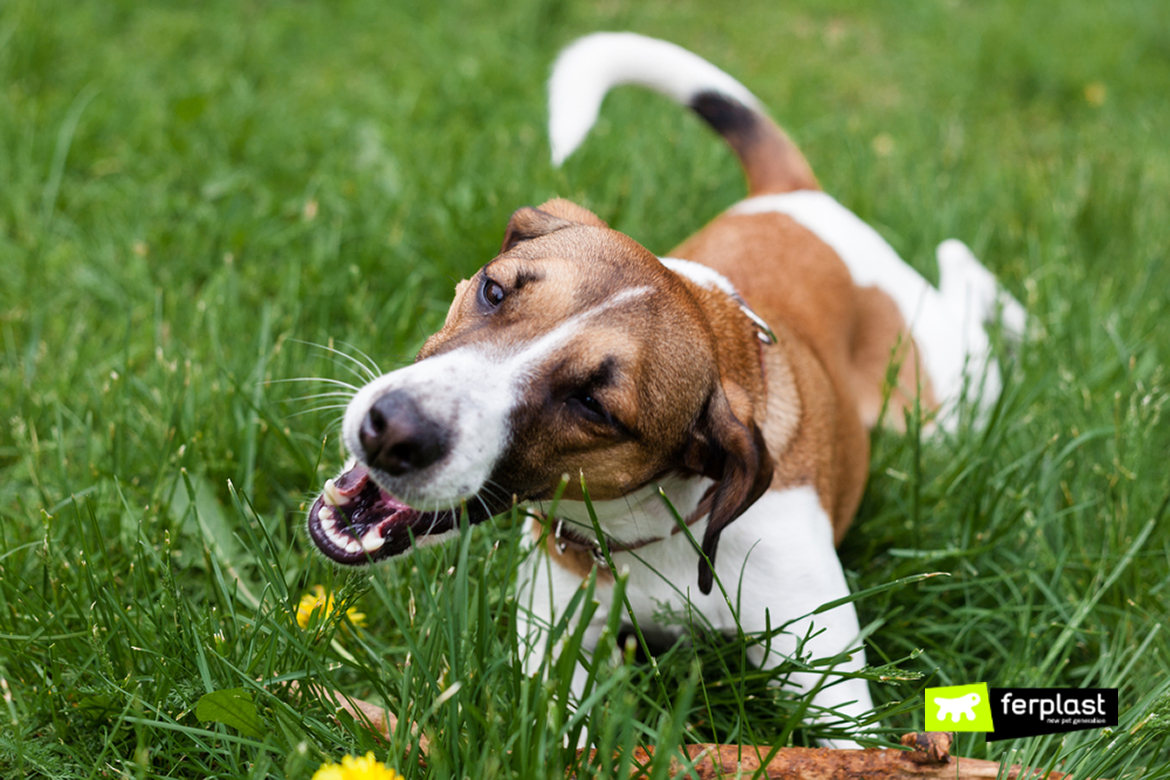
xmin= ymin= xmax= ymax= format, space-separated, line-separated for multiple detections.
xmin=282 ymin=680 xmax=429 ymax=752
xmin=291 ymin=685 xmax=1075 ymax=779
xmin=583 ymin=733 xmax=1069 ymax=779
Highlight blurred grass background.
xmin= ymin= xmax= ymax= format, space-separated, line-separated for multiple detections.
xmin=2 ymin=0 xmax=1169 ymax=777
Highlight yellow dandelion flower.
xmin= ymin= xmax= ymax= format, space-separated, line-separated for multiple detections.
xmin=1084 ymin=81 xmax=1107 ymax=107
xmin=296 ymin=585 xmax=367 ymax=629
xmin=871 ymin=132 xmax=895 ymax=158
xmin=312 ymin=752 xmax=399 ymax=780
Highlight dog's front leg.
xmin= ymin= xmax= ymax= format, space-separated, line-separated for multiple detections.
xmin=712 ymin=487 xmax=874 ymax=747
xmin=514 ymin=537 xmax=615 ymax=707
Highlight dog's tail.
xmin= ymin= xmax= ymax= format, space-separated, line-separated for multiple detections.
xmin=548 ymin=32 xmax=818 ymax=195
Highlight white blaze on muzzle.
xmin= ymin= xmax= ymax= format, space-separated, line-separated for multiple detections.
xmin=342 ymin=284 xmax=655 ymax=510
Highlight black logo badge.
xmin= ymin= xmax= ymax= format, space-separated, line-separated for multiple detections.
xmin=986 ymin=688 xmax=1118 ymax=742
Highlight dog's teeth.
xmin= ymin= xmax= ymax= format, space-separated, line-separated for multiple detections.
xmin=361 ymin=528 xmax=385 ymax=553
xmin=318 ymin=505 xmax=335 ymax=524
xmin=321 ymin=478 xmax=349 ymax=507
xmin=320 ymin=480 xmax=337 ymax=506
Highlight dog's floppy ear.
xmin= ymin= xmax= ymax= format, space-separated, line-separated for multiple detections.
xmin=536 ymin=198 xmax=608 ymax=228
xmin=685 ymin=383 xmax=775 ymax=595
xmin=501 ymin=199 xmax=607 ymax=253
xmin=501 ymin=207 xmax=574 ymax=253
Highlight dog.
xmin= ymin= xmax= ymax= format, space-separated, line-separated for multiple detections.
xmin=306 ymin=32 xmax=1024 ymax=742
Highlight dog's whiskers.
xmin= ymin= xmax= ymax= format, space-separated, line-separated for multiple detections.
xmin=284 ymin=391 xmax=356 ymax=404
xmin=271 ymin=375 xmax=362 ymax=393
xmin=271 ymin=375 xmax=357 ymax=430
xmin=477 ymin=479 xmax=512 ymax=514
xmin=330 ymin=340 xmax=389 ymax=382
xmin=300 ymin=405 xmax=350 ymax=421
xmin=284 ymin=408 xmax=347 ymax=427
xmin=288 ymin=338 xmax=390 ymax=384
xmin=474 ymin=494 xmax=495 ymax=524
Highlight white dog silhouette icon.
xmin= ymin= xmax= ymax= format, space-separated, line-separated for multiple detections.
xmin=934 ymin=692 xmax=982 ymax=722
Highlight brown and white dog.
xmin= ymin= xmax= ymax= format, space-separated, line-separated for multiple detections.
xmin=306 ymin=33 xmax=1024 ymax=740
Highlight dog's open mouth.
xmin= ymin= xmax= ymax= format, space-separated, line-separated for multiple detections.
xmin=306 ymin=462 xmax=460 ymax=565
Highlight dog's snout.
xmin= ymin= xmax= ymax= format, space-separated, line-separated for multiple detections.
xmin=359 ymin=391 xmax=450 ymax=476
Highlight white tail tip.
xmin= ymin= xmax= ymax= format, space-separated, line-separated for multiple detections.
xmin=548 ymin=32 xmax=760 ymax=166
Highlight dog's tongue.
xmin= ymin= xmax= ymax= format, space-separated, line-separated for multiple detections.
xmin=307 ymin=462 xmax=449 ymax=565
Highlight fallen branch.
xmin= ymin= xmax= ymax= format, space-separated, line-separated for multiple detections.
xmin=293 ymin=686 xmax=1077 ymax=779
xmin=584 ymin=733 xmax=1070 ymax=779
xmin=284 ymin=680 xmax=429 ymax=753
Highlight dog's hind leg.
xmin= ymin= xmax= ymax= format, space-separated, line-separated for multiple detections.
xmin=936 ymin=239 xmax=1026 ymax=344
xmin=931 ymin=239 xmax=1027 ymax=428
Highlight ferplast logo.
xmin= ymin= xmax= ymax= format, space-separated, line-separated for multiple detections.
xmin=987 ymin=688 xmax=1118 ymax=742
xmin=925 ymin=684 xmax=1119 ymax=741
xmin=925 ymin=684 xmax=994 ymax=732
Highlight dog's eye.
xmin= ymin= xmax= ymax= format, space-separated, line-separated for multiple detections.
xmin=481 ymin=277 xmax=505 ymax=308
xmin=569 ymin=392 xmax=608 ymax=422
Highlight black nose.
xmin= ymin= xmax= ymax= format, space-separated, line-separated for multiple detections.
xmin=359 ymin=390 xmax=450 ymax=476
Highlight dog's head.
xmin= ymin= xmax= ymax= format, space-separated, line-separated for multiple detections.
xmin=307 ymin=199 xmax=773 ymax=593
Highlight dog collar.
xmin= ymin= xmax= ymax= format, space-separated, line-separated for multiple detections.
xmin=731 ymin=291 xmax=777 ymax=346
xmin=538 ymin=488 xmax=717 ymax=568
xmin=659 ymin=256 xmax=777 ymax=346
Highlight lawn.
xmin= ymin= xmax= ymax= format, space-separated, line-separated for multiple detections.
xmin=2 ymin=0 xmax=1169 ymax=777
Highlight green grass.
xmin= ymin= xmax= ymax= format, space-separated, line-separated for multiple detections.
xmin=3 ymin=0 xmax=1170 ymax=777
